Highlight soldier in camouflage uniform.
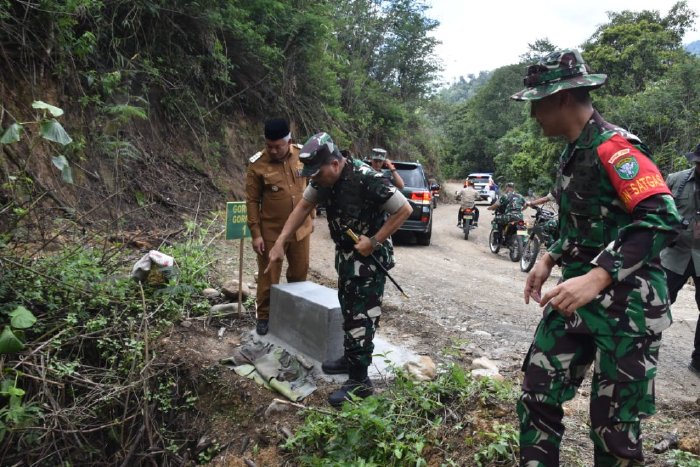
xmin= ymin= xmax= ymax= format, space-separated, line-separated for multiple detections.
xmin=488 ymin=182 xmax=526 ymax=237
xmin=511 ymin=49 xmax=681 ymax=466
xmin=266 ymin=132 xmax=412 ymax=407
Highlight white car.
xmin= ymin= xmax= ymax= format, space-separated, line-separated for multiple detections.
xmin=467 ymin=172 xmax=496 ymax=204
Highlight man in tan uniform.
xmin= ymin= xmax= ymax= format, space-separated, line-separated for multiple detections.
xmin=457 ymin=179 xmax=480 ymax=227
xmin=245 ymin=118 xmax=313 ymax=335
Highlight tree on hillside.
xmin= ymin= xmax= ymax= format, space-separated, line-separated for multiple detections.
xmin=518 ymin=38 xmax=558 ymax=63
xmin=441 ymin=64 xmax=523 ymax=177
xmin=582 ymin=1 xmax=697 ymax=96
xmin=373 ymin=0 xmax=441 ymax=101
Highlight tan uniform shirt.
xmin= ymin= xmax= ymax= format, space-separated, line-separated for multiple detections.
xmin=245 ymin=144 xmax=313 ymax=242
xmin=459 ymin=187 xmax=479 ymax=208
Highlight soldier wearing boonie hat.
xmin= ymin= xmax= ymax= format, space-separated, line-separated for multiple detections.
xmin=266 ymin=131 xmax=412 ymax=407
xmin=513 ymin=49 xmax=681 ymax=465
xmin=369 ymin=147 xmax=404 ymax=189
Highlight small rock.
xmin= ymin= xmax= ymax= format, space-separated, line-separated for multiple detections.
xmin=471 ymin=357 xmax=499 ymax=372
xmin=471 ymin=368 xmax=504 ymax=381
xmin=562 ymin=404 xmax=574 ymax=417
xmin=210 ymin=303 xmax=238 ymax=314
xmin=181 ymin=320 xmax=192 ymax=328
xmin=653 ymin=433 xmax=679 ymax=453
xmin=222 ymin=280 xmax=251 ymax=301
xmin=203 ymin=288 xmax=221 ymax=299
xmin=577 ymin=388 xmax=590 ymax=397
xmin=264 ymin=400 xmax=292 ymax=418
xmin=403 ymin=356 xmax=437 ymax=381
xmin=217 ymin=327 xmax=226 ymax=338
xmin=254 ymin=272 xmax=259 ymax=283
xmin=471 ymin=330 xmax=492 ymax=337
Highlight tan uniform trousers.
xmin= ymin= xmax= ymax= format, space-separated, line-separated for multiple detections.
xmin=255 ymin=236 xmax=310 ymax=320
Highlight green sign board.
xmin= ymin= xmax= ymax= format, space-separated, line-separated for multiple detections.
xmin=226 ymin=202 xmax=250 ymax=240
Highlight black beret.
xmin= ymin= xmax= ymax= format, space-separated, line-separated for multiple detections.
xmin=264 ymin=118 xmax=290 ymax=140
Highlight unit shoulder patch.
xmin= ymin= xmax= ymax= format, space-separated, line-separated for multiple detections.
xmin=597 ymin=134 xmax=671 ymax=211
xmin=249 ymin=151 xmax=263 ymax=163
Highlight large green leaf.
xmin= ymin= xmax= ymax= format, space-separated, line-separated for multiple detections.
xmin=0 ymin=327 xmax=24 ymax=353
xmin=0 ymin=123 xmax=23 ymax=144
xmin=9 ymin=306 xmax=36 ymax=330
xmin=51 ymin=155 xmax=74 ymax=184
xmin=32 ymin=100 xmax=64 ymax=117
xmin=40 ymin=119 xmax=73 ymax=145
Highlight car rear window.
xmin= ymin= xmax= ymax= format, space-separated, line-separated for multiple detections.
xmin=393 ymin=168 xmax=426 ymax=188
xmin=469 ymin=177 xmax=490 ymax=184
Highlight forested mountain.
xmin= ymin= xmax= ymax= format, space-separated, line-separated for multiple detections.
xmin=686 ymin=39 xmax=700 ymax=54
xmin=435 ymin=1 xmax=700 ymax=194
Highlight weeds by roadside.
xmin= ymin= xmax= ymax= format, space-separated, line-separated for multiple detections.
xmin=0 ymin=218 xmax=219 ymax=464
xmin=283 ymin=364 xmax=520 ymax=466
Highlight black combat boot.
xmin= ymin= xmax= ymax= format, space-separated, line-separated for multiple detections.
xmin=328 ymin=366 xmax=373 ymax=408
xmin=255 ymin=319 xmax=269 ymax=335
xmin=321 ymin=356 xmax=349 ymax=374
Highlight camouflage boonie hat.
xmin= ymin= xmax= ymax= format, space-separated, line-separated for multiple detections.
xmin=300 ymin=132 xmax=340 ymax=177
xmin=511 ymin=49 xmax=607 ymax=101
xmin=371 ymin=148 xmax=387 ymax=161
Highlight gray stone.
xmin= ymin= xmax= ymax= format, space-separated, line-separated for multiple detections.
xmin=203 ymin=288 xmax=221 ymax=299
xmin=210 ymin=303 xmax=239 ymax=314
xmin=222 ymin=280 xmax=251 ymax=301
xmin=269 ymin=281 xmax=344 ymax=363
xmin=471 ymin=357 xmax=499 ymax=372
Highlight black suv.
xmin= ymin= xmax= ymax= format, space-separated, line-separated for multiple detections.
xmin=385 ymin=161 xmax=433 ymax=245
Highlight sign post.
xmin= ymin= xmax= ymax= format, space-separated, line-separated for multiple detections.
xmin=226 ymin=202 xmax=251 ymax=315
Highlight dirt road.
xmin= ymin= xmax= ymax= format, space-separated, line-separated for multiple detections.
xmin=308 ymin=183 xmax=699 ymax=404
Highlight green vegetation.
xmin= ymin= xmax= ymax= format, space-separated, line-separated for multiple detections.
xmin=284 ymin=365 xmax=519 ymax=466
xmin=438 ymin=1 xmax=700 ymax=192
xmin=1 ymin=0 xmax=700 ymax=464
xmin=0 ymin=223 xmax=215 ymax=463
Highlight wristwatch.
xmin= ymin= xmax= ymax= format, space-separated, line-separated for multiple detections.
xmin=369 ymin=236 xmax=381 ymax=250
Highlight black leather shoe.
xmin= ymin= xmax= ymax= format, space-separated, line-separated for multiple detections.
xmin=256 ymin=319 xmax=269 ymax=335
xmin=328 ymin=377 xmax=373 ymax=407
xmin=690 ymin=359 xmax=700 ymax=377
xmin=322 ymin=356 xmax=349 ymax=374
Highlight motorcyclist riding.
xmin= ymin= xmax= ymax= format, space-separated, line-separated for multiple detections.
xmin=457 ymin=180 xmax=480 ymax=227
xmin=488 ymin=182 xmax=526 ymax=236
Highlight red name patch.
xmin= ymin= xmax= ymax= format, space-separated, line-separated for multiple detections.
xmin=597 ymin=134 xmax=671 ymax=212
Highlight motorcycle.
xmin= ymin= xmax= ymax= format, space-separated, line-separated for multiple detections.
xmin=489 ymin=215 xmax=527 ymax=262
xmin=430 ymin=183 xmax=440 ymax=208
xmin=461 ymin=206 xmax=476 ymax=240
xmin=520 ymin=206 xmax=559 ymax=273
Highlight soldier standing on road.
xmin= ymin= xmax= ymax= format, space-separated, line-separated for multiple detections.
xmin=266 ymin=132 xmax=412 ymax=407
xmin=660 ymin=143 xmax=700 ymax=377
xmin=457 ymin=179 xmax=480 ymax=227
xmin=512 ymin=49 xmax=681 ymax=465
xmin=369 ymin=148 xmax=405 ymax=189
xmin=245 ymin=118 xmax=313 ymax=336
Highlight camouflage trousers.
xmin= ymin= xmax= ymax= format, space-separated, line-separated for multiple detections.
xmin=337 ymin=272 xmax=386 ymax=369
xmin=518 ymin=310 xmax=661 ymax=466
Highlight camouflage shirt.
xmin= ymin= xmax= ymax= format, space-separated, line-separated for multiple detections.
xmin=549 ymin=110 xmax=680 ymax=336
xmin=306 ymin=158 xmax=399 ymax=279
xmin=496 ymin=192 xmax=526 ymax=216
